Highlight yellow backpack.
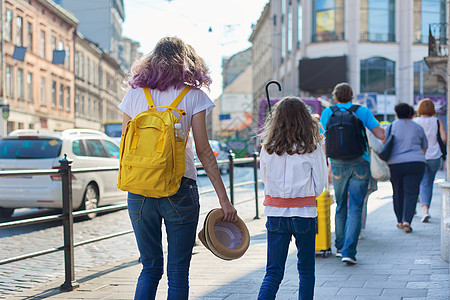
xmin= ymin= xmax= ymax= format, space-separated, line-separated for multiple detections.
xmin=117 ymin=86 xmax=191 ymax=198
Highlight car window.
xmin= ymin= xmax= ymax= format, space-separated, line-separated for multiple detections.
xmin=103 ymin=140 xmax=119 ymax=158
xmin=84 ymin=139 xmax=108 ymax=158
xmin=0 ymin=138 xmax=62 ymax=159
xmin=209 ymin=141 xmax=220 ymax=152
xmin=72 ymin=139 xmax=86 ymax=156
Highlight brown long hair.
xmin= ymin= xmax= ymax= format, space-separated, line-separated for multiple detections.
xmin=261 ymin=97 xmax=323 ymax=155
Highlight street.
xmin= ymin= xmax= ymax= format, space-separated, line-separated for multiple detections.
xmin=0 ymin=167 xmax=261 ymax=298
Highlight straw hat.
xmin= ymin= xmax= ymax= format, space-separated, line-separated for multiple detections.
xmin=198 ymin=208 xmax=250 ymax=260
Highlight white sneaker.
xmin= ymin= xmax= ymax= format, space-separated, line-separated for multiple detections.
xmin=335 ymin=250 xmax=342 ymax=257
xmin=342 ymin=257 xmax=357 ymax=265
xmin=421 ymin=213 xmax=430 ymax=223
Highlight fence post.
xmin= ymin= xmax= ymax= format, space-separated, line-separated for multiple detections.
xmin=253 ymin=152 xmax=260 ymax=219
xmin=228 ymin=150 xmax=235 ymax=205
xmin=59 ymin=154 xmax=79 ymax=291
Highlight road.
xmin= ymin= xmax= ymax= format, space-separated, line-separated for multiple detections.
xmin=0 ymin=167 xmax=262 ymax=298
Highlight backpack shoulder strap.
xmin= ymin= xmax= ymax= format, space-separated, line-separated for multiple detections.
xmin=143 ymin=88 xmax=156 ymax=110
xmin=330 ymin=105 xmax=339 ymax=114
xmin=348 ymin=104 xmax=360 ymax=113
xmin=169 ymin=86 xmax=191 ymax=109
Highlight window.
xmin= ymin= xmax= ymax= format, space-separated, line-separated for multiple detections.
xmin=281 ymin=0 xmax=286 ymax=60
xmin=40 ymin=30 xmax=46 ymax=58
xmin=72 ymin=140 xmax=86 ymax=156
xmin=65 ymin=45 xmax=70 ymax=69
xmin=17 ymin=69 xmax=24 ymax=100
xmin=27 ymin=22 xmax=33 ymax=51
xmin=58 ymin=41 xmax=63 ymax=50
xmin=103 ymin=140 xmax=119 ymax=158
xmin=5 ymin=10 xmax=13 ymax=41
xmin=360 ymin=57 xmax=395 ymax=94
xmin=312 ymin=0 xmax=345 ymax=42
xmin=81 ymin=95 xmax=85 ymax=115
xmin=52 ymin=81 xmax=57 ymax=107
xmin=27 ymin=73 xmax=33 ymax=103
xmin=87 ymin=58 xmax=91 ymax=82
xmin=85 ymin=139 xmax=108 ymax=157
xmin=287 ymin=0 xmax=293 ymax=53
xmin=66 ymin=87 xmax=71 ymax=112
xmin=16 ymin=17 xmax=23 ymax=46
xmin=59 ymin=84 xmax=64 ymax=110
xmin=414 ymin=0 xmax=446 ymax=44
xmin=75 ymin=94 xmax=79 ymax=116
xmin=40 ymin=77 xmax=46 ymax=106
xmin=297 ymin=0 xmax=303 ymax=47
xmin=6 ymin=66 xmax=13 ymax=98
xmin=51 ymin=36 xmax=56 ymax=50
xmin=360 ymin=0 xmax=395 ymax=42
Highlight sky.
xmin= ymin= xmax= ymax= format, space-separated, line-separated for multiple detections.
xmin=121 ymin=0 xmax=269 ymax=100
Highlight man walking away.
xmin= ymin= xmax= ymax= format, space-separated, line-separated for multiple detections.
xmin=320 ymin=83 xmax=385 ymax=265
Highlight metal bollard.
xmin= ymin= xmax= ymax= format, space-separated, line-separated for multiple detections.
xmin=59 ymin=154 xmax=79 ymax=291
xmin=228 ymin=150 xmax=235 ymax=205
xmin=253 ymin=152 xmax=260 ymax=219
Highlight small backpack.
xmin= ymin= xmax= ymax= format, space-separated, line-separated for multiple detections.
xmin=117 ymin=86 xmax=191 ymax=198
xmin=325 ymin=104 xmax=368 ymax=159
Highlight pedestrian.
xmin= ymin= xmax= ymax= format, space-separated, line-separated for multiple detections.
xmin=413 ymin=99 xmax=445 ymax=222
xmin=320 ymin=82 xmax=385 ymax=265
xmin=257 ymin=97 xmax=327 ymax=300
xmin=387 ymin=103 xmax=427 ymax=232
xmin=118 ymin=36 xmax=237 ymax=300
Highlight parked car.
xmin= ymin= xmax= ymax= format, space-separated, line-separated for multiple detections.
xmin=193 ymin=140 xmax=230 ymax=175
xmin=0 ymin=129 xmax=125 ymax=219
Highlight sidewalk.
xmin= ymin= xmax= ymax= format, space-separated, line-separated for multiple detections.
xmin=5 ymin=177 xmax=450 ymax=300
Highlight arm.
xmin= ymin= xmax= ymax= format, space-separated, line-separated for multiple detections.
xmin=122 ymin=113 xmax=131 ymax=134
xmin=371 ymin=126 xmax=386 ymax=143
xmin=439 ymin=119 xmax=447 ymax=144
xmin=192 ymin=111 xmax=237 ymax=222
xmin=313 ymin=145 xmax=328 ymax=197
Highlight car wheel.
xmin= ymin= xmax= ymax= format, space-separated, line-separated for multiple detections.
xmin=0 ymin=207 xmax=15 ymax=218
xmin=80 ymin=184 xmax=99 ymax=220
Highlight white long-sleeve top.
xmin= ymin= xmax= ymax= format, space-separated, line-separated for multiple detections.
xmin=260 ymin=143 xmax=327 ymax=217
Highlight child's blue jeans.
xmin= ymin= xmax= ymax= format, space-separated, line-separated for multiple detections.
xmin=258 ymin=216 xmax=316 ymax=300
xmin=127 ymin=177 xmax=199 ymax=300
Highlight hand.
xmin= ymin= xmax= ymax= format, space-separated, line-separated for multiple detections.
xmin=220 ymin=199 xmax=238 ymax=222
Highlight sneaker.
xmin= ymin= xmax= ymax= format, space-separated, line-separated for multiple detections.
xmin=335 ymin=250 xmax=342 ymax=257
xmin=421 ymin=213 xmax=430 ymax=223
xmin=342 ymin=257 xmax=357 ymax=265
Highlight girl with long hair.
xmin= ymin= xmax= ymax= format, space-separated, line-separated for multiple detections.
xmin=258 ymin=97 xmax=327 ymax=300
xmin=118 ymin=36 xmax=237 ymax=299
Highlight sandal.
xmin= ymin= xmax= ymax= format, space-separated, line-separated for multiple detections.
xmin=397 ymin=223 xmax=404 ymax=229
xmin=403 ymin=223 xmax=412 ymax=233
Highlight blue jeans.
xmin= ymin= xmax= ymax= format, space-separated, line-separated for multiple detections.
xmin=127 ymin=177 xmax=200 ymax=300
xmin=419 ymin=158 xmax=441 ymax=207
xmin=331 ymin=157 xmax=370 ymax=259
xmin=258 ymin=217 xmax=316 ymax=300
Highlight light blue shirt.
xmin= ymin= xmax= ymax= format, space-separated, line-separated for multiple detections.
xmin=320 ymin=102 xmax=381 ymax=162
xmin=388 ymin=119 xmax=428 ymax=165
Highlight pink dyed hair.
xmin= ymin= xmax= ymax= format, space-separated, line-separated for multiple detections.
xmin=128 ymin=36 xmax=212 ymax=91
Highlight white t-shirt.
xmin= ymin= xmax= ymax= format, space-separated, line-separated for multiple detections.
xmin=414 ymin=116 xmax=442 ymax=160
xmin=118 ymin=86 xmax=215 ymax=181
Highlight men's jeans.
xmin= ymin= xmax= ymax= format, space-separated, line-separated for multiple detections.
xmin=258 ymin=217 xmax=316 ymax=300
xmin=389 ymin=162 xmax=425 ymax=224
xmin=331 ymin=157 xmax=370 ymax=260
xmin=127 ymin=177 xmax=199 ymax=300
xmin=419 ymin=158 xmax=441 ymax=207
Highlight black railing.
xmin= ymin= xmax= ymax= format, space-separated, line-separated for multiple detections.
xmin=0 ymin=152 xmax=261 ymax=291
xmin=428 ymin=23 xmax=448 ymax=57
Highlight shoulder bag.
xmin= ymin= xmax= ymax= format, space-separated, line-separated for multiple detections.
xmin=437 ymin=119 xmax=447 ymax=160
xmin=378 ymin=124 xmax=394 ymax=162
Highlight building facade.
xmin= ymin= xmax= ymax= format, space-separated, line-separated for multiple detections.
xmin=59 ymin=0 xmax=125 ymax=62
xmin=74 ymin=33 xmax=125 ymax=130
xmin=0 ymin=0 xmax=77 ymax=136
xmin=256 ymin=0 xmax=447 ymax=120
xmin=119 ymin=37 xmax=141 ymax=71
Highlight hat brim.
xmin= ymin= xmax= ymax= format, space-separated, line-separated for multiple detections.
xmin=201 ymin=208 xmax=250 ymax=260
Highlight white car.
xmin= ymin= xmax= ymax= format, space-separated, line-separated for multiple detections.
xmin=0 ymin=129 xmax=125 ymax=219
xmin=193 ymin=140 xmax=230 ymax=175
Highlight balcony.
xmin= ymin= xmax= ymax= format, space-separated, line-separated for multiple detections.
xmin=425 ymin=23 xmax=447 ymax=82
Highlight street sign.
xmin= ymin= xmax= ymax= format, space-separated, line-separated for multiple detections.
xmin=219 ymin=113 xmax=231 ymax=120
xmin=0 ymin=104 xmax=9 ymax=119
